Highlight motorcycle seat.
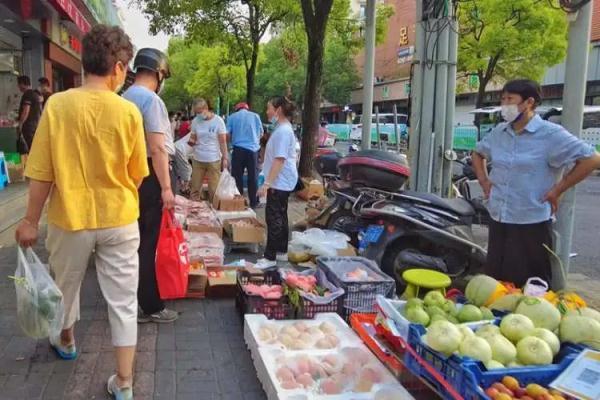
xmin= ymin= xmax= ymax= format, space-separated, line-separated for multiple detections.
xmin=403 ymin=191 xmax=476 ymax=217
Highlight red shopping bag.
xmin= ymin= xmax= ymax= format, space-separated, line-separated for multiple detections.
xmin=156 ymin=210 xmax=190 ymax=299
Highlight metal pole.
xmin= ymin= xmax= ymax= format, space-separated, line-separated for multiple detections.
xmin=553 ymin=3 xmax=593 ymax=290
xmin=416 ymin=19 xmax=437 ymax=192
xmin=361 ymin=0 xmax=377 ymax=150
xmin=393 ymin=104 xmax=400 ymax=152
xmin=409 ymin=0 xmax=425 ymax=190
xmin=375 ymin=106 xmax=381 ymax=149
xmin=408 ymin=1 xmax=425 ymax=190
xmin=431 ymin=16 xmax=449 ymax=196
xmin=442 ymin=12 xmax=459 ymax=197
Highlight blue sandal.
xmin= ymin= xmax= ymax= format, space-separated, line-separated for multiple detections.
xmin=50 ymin=337 xmax=78 ymax=360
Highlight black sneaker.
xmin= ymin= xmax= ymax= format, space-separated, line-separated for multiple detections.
xmin=138 ymin=308 xmax=179 ymax=324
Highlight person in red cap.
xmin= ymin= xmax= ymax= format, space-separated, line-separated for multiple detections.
xmin=226 ymin=102 xmax=264 ymax=208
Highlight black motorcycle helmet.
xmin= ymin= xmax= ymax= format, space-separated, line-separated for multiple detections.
xmin=133 ymin=48 xmax=171 ymax=92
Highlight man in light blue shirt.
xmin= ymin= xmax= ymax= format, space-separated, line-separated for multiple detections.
xmin=227 ymin=102 xmax=263 ymax=208
xmin=473 ymin=79 xmax=600 ymax=287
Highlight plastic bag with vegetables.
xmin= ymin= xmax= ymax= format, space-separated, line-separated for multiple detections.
xmin=10 ymin=247 xmax=64 ymax=339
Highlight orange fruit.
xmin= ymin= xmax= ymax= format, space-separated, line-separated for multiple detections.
xmin=486 ymin=387 xmax=500 ymax=398
xmin=493 ymin=393 xmax=512 ymax=400
xmin=526 ymin=384 xmax=548 ymax=397
xmin=502 ymin=376 xmax=520 ymax=391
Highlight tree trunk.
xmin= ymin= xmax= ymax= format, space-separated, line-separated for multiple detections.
xmin=298 ymin=0 xmax=335 ymax=178
xmin=475 ymin=72 xmax=487 ymax=109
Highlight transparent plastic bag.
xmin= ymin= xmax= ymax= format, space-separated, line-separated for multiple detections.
xmin=215 ymin=169 xmax=240 ymax=200
xmin=289 ymin=228 xmax=350 ymax=257
xmin=12 ymin=247 xmax=64 ymax=339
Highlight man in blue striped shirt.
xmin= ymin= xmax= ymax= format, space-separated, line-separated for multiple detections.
xmin=227 ymin=102 xmax=264 ymax=208
xmin=473 ymin=79 xmax=600 ymax=287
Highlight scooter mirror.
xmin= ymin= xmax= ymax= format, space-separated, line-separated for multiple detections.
xmin=444 ymin=149 xmax=458 ymax=161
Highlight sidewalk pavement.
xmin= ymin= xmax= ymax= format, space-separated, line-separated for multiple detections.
xmin=0 ymin=226 xmax=266 ymax=400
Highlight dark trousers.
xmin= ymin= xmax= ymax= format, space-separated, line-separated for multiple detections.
xmin=137 ymin=158 xmax=177 ymax=314
xmin=265 ymin=188 xmax=291 ymax=260
xmin=231 ymin=146 xmax=259 ymax=208
xmin=486 ymin=219 xmax=553 ymax=288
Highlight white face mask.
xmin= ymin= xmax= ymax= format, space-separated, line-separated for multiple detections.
xmin=157 ymin=79 xmax=165 ymax=95
xmin=501 ymin=104 xmax=521 ymax=123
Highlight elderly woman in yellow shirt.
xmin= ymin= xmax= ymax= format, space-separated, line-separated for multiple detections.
xmin=15 ymin=25 xmax=147 ymax=400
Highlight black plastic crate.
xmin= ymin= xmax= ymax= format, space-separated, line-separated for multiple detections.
xmin=317 ymin=256 xmax=395 ymax=320
xmin=236 ymin=269 xmax=293 ymax=320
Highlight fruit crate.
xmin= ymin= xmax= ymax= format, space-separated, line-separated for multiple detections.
xmin=235 ymin=270 xmax=294 ymax=320
xmin=460 ymin=353 xmax=577 ymax=400
xmin=279 ymin=268 xmax=344 ymax=320
xmin=317 ymin=256 xmax=395 ymax=321
xmin=407 ymin=321 xmax=582 ymax=400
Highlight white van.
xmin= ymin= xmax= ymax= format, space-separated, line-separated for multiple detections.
xmin=350 ymin=113 xmax=409 ymax=143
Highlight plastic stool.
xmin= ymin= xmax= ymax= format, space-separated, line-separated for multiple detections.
xmin=402 ymin=269 xmax=451 ymax=299
xmin=0 ymin=152 xmax=9 ymax=190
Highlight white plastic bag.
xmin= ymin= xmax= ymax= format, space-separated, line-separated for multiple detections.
xmin=289 ymin=229 xmax=350 ymax=257
xmin=12 ymin=247 xmax=64 ymax=339
xmin=215 ymin=169 xmax=240 ymax=200
xmin=523 ymin=277 xmax=549 ymax=297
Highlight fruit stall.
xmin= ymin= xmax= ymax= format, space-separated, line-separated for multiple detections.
xmin=171 ymin=193 xmax=600 ymax=400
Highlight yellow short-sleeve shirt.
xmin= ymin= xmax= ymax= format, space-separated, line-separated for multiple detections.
xmin=25 ymin=88 xmax=149 ymax=231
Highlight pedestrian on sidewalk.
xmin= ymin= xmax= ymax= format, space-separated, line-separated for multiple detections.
xmin=227 ymin=102 xmax=263 ymax=208
xmin=16 ymin=75 xmax=42 ymax=162
xmin=38 ymin=77 xmax=53 ymax=108
xmin=257 ymin=96 xmax=299 ymax=262
xmin=188 ymin=98 xmax=228 ymax=202
xmin=15 ymin=25 xmax=146 ymax=400
xmin=122 ymin=48 xmax=179 ymax=325
xmin=472 ymin=79 xmax=600 ymax=287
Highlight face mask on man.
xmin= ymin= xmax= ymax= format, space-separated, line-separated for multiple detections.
xmin=270 ymin=115 xmax=278 ymax=125
xmin=501 ymin=99 xmax=530 ymax=124
xmin=157 ymin=79 xmax=165 ymax=95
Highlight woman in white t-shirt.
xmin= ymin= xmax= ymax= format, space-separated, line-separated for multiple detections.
xmin=188 ymin=98 xmax=228 ymax=201
xmin=257 ymin=96 xmax=299 ymax=261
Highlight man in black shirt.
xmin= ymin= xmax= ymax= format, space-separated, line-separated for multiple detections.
xmin=37 ymin=77 xmax=53 ymax=108
xmin=17 ymin=75 xmax=42 ymax=158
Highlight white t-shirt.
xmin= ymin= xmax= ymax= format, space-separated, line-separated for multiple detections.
xmin=263 ymin=122 xmax=298 ymax=191
xmin=191 ymin=114 xmax=227 ymax=162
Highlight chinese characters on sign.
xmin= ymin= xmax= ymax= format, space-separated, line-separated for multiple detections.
xmin=59 ymin=24 xmax=82 ymax=54
xmin=49 ymin=0 xmax=91 ymax=33
xmin=398 ymin=26 xmax=409 ymax=46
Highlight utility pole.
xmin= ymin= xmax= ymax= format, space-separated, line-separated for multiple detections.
xmin=361 ymin=0 xmax=376 ymax=149
xmin=553 ymin=2 xmax=593 ymax=290
xmin=409 ymin=1 xmax=458 ymax=194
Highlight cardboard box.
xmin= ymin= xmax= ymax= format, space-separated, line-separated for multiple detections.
xmin=186 ymin=222 xmax=223 ymax=238
xmin=212 ymin=195 xmax=246 ymax=211
xmin=224 ymin=218 xmax=266 ymax=243
xmin=186 ymin=268 xmax=208 ymax=298
xmin=206 ymin=267 xmax=238 ymax=298
xmin=297 ymin=178 xmax=325 ymax=201
xmin=7 ymin=164 xmax=24 ymax=183
xmin=337 ymin=244 xmax=357 ymax=257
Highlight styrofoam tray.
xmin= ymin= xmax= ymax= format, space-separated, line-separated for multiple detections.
xmin=216 ymin=208 xmax=256 ymax=223
xmin=257 ymin=347 xmax=414 ymax=400
xmin=244 ymin=313 xmax=361 ymax=353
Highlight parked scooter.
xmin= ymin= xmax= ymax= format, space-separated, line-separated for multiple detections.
xmin=311 ymin=149 xmax=487 ymax=294
xmin=451 ymin=154 xmax=491 ymax=225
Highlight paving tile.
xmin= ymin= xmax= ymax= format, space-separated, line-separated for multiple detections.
xmin=153 ymin=370 xmax=176 ymax=398
xmin=155 ymin=350 xmax=175 ymax=371
xmin=135 ymin=351 xmax=156 ymax=373
xmin=134 ymin=371 xmax=155 ymax=396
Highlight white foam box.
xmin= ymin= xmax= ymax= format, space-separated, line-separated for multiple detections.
xmin=257 ymin=347 xmax=414 ymax=400
xmin=216 ymin=208 xmax=257 ymax=224
xmin=244 ymin=313 xmax=361 ymax=355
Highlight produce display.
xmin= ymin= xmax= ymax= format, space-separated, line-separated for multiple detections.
xmin=272 ymin=349 xmax=392 ymax=393
xmin=243 ymin=284 xmax=284 ymax=300
xmin=484 ymin=376 xmax=576 ymax=400
xmin=184 ymin=232 xmax=224 ymax=267
xmin=400 ymin=290 xmax=495 ymax=327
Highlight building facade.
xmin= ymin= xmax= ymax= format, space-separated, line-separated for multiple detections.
xmin=342 ymin=0 xmax=600 ymax=126
xmin=0 ymin=0 xmax=121 ymax=120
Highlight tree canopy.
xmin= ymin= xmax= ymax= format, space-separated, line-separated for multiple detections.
xmin=457 ymin=0 xmax=568 ymax=107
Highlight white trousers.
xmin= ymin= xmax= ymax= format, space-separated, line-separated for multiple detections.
xmin=46 ymin=222 xmax=140 ymax=347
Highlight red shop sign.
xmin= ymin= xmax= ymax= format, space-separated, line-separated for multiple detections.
xmin=48 ymin=0 xmax=91 ymax=34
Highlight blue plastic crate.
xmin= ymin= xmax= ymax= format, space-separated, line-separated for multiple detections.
xmin=460 ymin=352 xmax=577 ymax=400
xmin=406 ymin=321 xmax=582 ymax=400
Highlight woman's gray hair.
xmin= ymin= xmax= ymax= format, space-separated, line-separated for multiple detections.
xmin=194 ymin=98 xmax=212 ymax=111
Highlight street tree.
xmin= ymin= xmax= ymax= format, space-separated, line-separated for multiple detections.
xmin=161 ymin=37 xmax=201 ymax=112
xmin=457 ymin=0 xmax=568 ymax=108
xmin=297 ymin=0 xmax=393 ymax=176
xmin=136 ymin=0 xmax=292 ymax=106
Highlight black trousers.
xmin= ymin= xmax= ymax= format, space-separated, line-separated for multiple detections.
xmin=265 ymin=188 xmax=291 ymax=260
xmin=138 ymin=158 xmax=177 ymax=314
xmin=486 ymin=219 xmax=553 ymax=288
xmin=231 ymin=146 xmax=259 ymax=208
